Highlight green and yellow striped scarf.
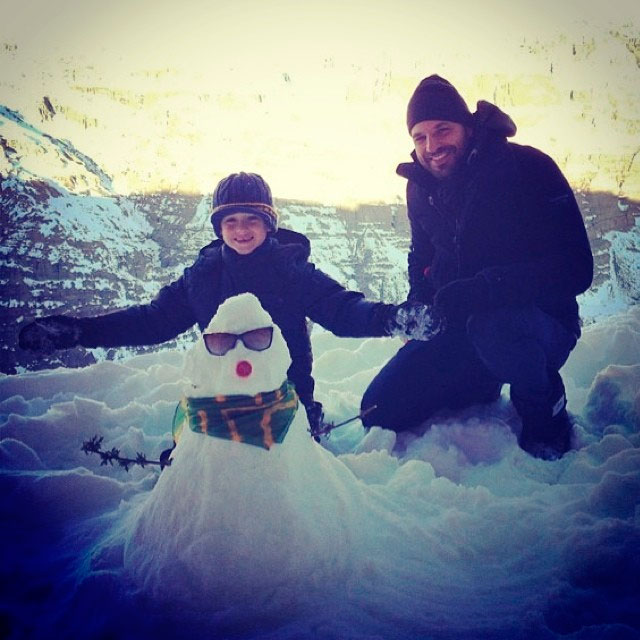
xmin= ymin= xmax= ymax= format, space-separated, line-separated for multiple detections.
xmin=172 ymin=380 xmax=298 ymax=450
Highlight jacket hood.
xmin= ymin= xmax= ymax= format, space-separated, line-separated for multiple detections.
xmin=472 ymin=100 xmax=516 ymax=139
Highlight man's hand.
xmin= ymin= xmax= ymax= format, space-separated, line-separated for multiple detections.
xmin=387 ymin=301 xmax=442 ymax=341
xmin=433 ymin=276 xmax=490 ymax=324
xmin=18 ymin=316 xmax=82 ymax=353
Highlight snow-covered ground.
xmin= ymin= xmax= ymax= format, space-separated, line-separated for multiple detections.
xmin=1 ymin=297 xmax=638 ymax=639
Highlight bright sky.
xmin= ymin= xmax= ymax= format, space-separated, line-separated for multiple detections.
xmin=1 ymin=0 xmax=639 ymax=202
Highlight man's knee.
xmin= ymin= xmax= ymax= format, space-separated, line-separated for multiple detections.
xmin=467 ymin=306 xmax=577 ymax=370
xmin=465 ymin=307 xmax=540 ymax=386
xmin=359 ymin=340 xmax=436 ymax=431
xmin=360 ymin=383 xmax=382 ymax=428
xmin=360 ymin=392 xmax=423 ymax=432
xmin=360 ymin=367 xmax=411 ymax=431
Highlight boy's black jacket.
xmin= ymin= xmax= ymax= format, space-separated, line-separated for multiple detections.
xmin=78 ymin=228 xmax=393 ymax=404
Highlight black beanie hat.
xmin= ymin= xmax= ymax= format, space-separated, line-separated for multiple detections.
xmin=406 ymin=75 xmax=473 ymax=132
xmin=210 ymin=172 xmax=278 ymax=237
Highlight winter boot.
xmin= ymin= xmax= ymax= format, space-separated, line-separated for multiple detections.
xmin=512 ymin=379 xmax=573 ymax=460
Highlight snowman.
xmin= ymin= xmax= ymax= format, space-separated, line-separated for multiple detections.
xmin=124 ymin=293 xmax=362 ymax=610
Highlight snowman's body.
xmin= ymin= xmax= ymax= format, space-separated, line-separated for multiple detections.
xmin=124 ymin=294 xmax=361 ymax=606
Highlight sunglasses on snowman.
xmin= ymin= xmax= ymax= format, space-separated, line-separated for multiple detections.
xmin=203 ymin=326 xmax=274 ymax=356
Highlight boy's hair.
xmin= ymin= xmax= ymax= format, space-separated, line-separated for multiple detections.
xmin=211 ymin=172 xmax=278 ymax=237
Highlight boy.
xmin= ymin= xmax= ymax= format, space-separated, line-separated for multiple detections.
xmin=19 ymin=172 xmax=437 ymax=432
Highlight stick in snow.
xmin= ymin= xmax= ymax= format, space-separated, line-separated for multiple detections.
xmin=309 ymin=405 xmax=378 ymax=439
xmin=81 ymin=435 xmax=171 ymax=471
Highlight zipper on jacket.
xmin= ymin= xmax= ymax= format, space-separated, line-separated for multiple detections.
xmin=428 ymin=193 xmax=463 ymax=277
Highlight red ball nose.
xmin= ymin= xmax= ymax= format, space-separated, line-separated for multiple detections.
xmin=235 ymin=360 xmax=253 ymax=378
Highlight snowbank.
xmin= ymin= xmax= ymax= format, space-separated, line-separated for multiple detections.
xmin=1 ymin=306 xmax=639 ymax=639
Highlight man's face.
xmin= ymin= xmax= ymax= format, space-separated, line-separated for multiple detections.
xmin=410 ymin=120 xmax=471 ymax=179
xmin=220 ymin=212 xmax=268 ymax=255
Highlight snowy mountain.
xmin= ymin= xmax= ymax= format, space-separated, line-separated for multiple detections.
xmin=3 ymin=104 xmax=640 ymax=374
xmin=609 ymin=223 xmax=640 ymax=305
xmin=278 ymin=201 xmax=411 ymax=303
xmin=0 ymin=104 xmax=113 ymax=196
xmin=1 ymin=25 xmax=638 ymax=204
xmin=0 ymin=106 xmax=412 ymax=373
xmin=0 ymin=106 xmax=167 ymax=372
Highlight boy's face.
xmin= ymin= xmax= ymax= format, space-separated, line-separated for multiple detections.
xmin=220 ymin=212 xmax=269 ymax=255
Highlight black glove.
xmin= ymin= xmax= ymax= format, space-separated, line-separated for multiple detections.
xmin=433 ymin=276 xmax=491 ymax=325
xmin=387 ymin=301 xmax=442 ymax=341
xmin=159 ymin=442 xmax=176 ymax=469
xmin=18 ymin=315 xmax=82 ymax=353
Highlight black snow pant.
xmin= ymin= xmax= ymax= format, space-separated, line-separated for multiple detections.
xmin=360 ymin=305 xmax=577 ymax=431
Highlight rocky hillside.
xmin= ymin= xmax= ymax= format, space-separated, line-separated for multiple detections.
xmin=2 ymin=25 xmax=638 ymax=205
xmin=0 ymin=107 xmax=413 ymax=373
xmin=1 ymin=105 xmax=638 ymax=374
xmin=1 ymin=106 xmax=167 ymax=372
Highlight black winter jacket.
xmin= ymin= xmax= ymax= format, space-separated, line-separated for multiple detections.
xmin=398 ymin=100 xmax=593 ymax=337
xmin=78 ymin=228 xmax=393 ymax=405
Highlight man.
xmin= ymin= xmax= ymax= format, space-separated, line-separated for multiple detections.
xmin=19 ymin=172 xmax=434 ymax=434
xmin=361 ymin=75 xmax=593 ymax=459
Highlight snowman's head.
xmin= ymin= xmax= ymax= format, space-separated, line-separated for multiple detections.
xmin=184 ymin=293 xmax=292 ymax=397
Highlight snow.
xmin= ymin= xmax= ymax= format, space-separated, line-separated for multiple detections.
xmin=1 ymin=296 xmax=639 ymax=639
xmin=0 ymin=105 xmax=113 ymax=196
xmin=577 ymin=221 xmax=640 ymax=323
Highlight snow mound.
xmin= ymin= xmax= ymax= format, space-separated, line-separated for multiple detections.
xmin=0 ymin=305 xmax=638 ymax=639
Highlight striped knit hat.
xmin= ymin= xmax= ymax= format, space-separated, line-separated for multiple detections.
xmin=210 ymin=172 xmax=278 ymax=237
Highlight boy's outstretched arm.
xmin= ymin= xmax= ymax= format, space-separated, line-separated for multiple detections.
xmin=300 ymin=263 xmax=440 ymax=341
xmin=19 ymin=277 xmax=197 ymax=353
